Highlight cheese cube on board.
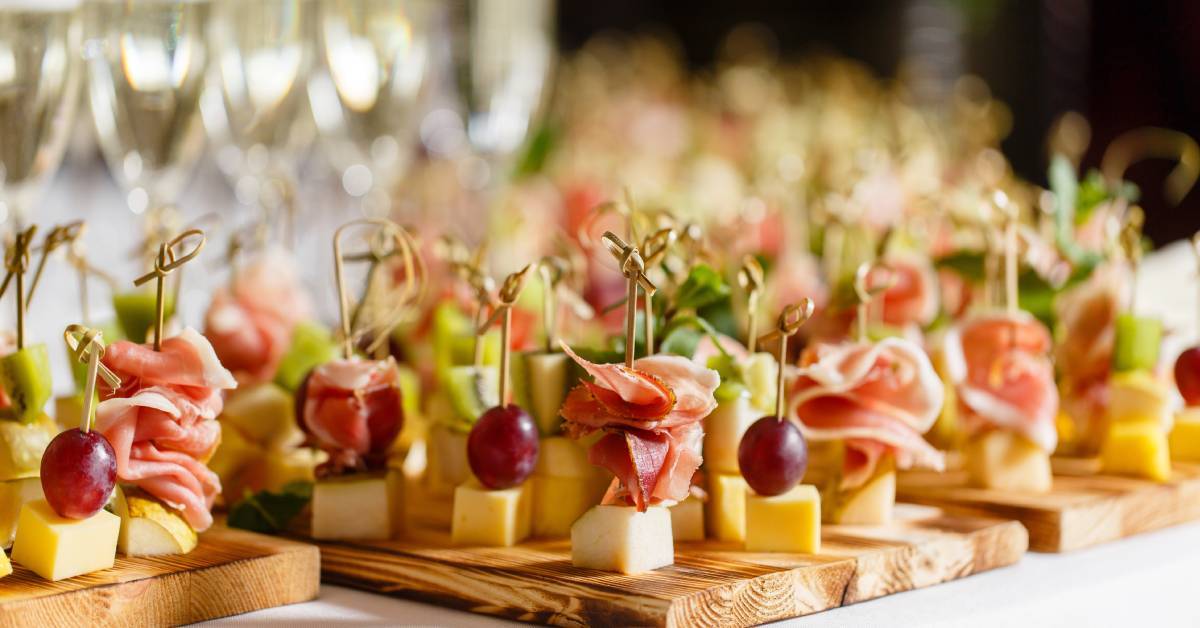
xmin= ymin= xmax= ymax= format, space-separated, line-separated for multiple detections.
xmin=571 ymin=505 xmax=673 ymax=574
xmin=745 ymin=485 xmax=821 ymax=553
xmin=964 ymin=430 xmax=1052 ymax=493
xmin=670 ymin=498 xmax=705 ymax=541
xmin=703 ymin=397 xmax=758 ymax=474
xmin=11 ymin=500 xmax=119 ymax=581
xmin=1107 ymin=371 xmax=1171 ymax=425
xmin=1100 ymin=421 xmax=1171 ymax=482
xmin=451 ymin=480 xmax=532 ymax=546
xmin=533 ymin=437 xmax=595 ymax=479
xmin=531 ymin=474 xmax=605 ymax=538
xmin=831 ymin=457 xmax=896 ymax=525
xmin=0 ymin=476 xmax=42 ymax=548
xmin=706 ymin=473 xmax=747 ymax=542
xmin=0 ymin=547 xmax=10 ymax=578
xmin=426 ymin=425 xmax=470 ymax=498
xmin=312 ymin=475 xmax=391 ymax=540
xmin=1170 ymin=408 xmax=1200 ymax=462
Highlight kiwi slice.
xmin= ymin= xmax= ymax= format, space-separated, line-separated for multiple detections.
xmin=113 ymin=290 xmax=175 ymax=343
xmin=442 ymin=365 xmax=498 ymax=430
xmin=275 ymin=321 xmax=338 ymax=392
xmin=1113 ymin=313 xmax=1162 ymax=373
xmin=0 ymin=345 xmax=52 ymax=423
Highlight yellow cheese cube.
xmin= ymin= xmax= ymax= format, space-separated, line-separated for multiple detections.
xmin=11 ymin=500 xmax=119 ymax=581
xmin=964 ymin=430 xmax=1052 ymax=493
xmin=832 ymin=457 xmax=896 ymax=524
xmin=531 ymin=474 xmax=605 ymax=538
xmin=703 ymin=397 xmax=758 ymax=474
xmin=705 ymin=473 xmax=747 ymax=542
xmin=209 ymin=419 xmax=263 ymax=486
xmin=745 ymin=484 xmax=821 ymax=553
xmin=312 ymin=475 xmax=391 ymax=540
xmin=1108 ymin=371 xmax=1171 ymax=425
xmin=426 ymin=425 xmax=469 ymax=498
xmin=0 ymin=548 xmax=10 ymax=578
xmin=53 ymin=395 xmax=84 ymax=431
xmin=1100 ymin=420 xmax=1171 ymax=483
xmin=0 ymin=477 xmax=42 ymax=548
xmin=533 ymin=437 xmax=595 ymax=479
xmin=451 ymin=479 xmax=532 ymax=547
xmin=1170 ymin=408 xmax=1200 ymax=462
xmin=670 ymin=497 xmax=705 ymax=541
xmin=571 ymin=505 xmax=673 ymax=574
xmin=220 ymin=383 xmax=303 ymax=452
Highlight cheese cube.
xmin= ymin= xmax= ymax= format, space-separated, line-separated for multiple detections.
xmin=705 ymin=473 xmax=747 ymax=542
xmin=670 ymin=498 xmax=705 ymax=541
xmin=11 ymin=500 xmax=119 ymax=581
xmin=427 ymin=425 xmax=470 ymax=498
xmin=0 ymin=477 xmax=43 ymax=548
xmin=1170 ymin=408 xmax=1200 ymax=462
xmin=533 ymin=437 xmax=595 ymax=479
xmin=832 ymin=457 xmax=896 ymax=524
xmin=451 ymin=479 xmax=532 ymax=546
xmin=703 ymin=397 xmax=758 ymax=474
xmin=964 ymin=430 xmax=1052 ymax=493
xmin=745 ymin=484 xmax=821 ymax=553
xmin=531 ymin=474 xmax=605 ymax=538
xmin=1100 ymin=420 xmax=1171 ymax=482
xmin=53 ymin=395 xmax=84 ymax=431
xmin=0 ymin=548 xmax=10 ymax=578
xmin=1108 ymin=371 xmax=1171 ymax=425
xmin=571 ymin=505 xmax=673 ymax=574
xmin=220 ymin=383 xmax=304 ymax=452
xmin=312 ymin=475 xmax=391 ymax=540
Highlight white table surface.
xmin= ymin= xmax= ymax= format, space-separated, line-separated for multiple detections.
xmin=30 ymin=160 xmax=1200 ymax=627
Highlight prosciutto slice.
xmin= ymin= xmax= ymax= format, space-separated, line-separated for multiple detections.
xmin=790 ymin=337 xmax=945 ymax=489
xmin=560 ymin=344 xmax=718 ymax=510
xmin=96 ymin=328 xmax=236 ymax=531
xmin=943 ymin=311 xmax=1059 ymax=453
xmin=299 ymin=358 xmax=403 ymax=476
xmin=205 ymin=249 xmax=311 ymax=385
xmin=879 ymin=253 xmax=938 ymax=329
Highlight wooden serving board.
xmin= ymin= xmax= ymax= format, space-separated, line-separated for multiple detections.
xmin=0 ymin=524 xmax=319 ymax=627
xmin=897 ymin=458 xmax=1200 ymax=552
xmin=314 ymin=505 xmax=1025 ymax=627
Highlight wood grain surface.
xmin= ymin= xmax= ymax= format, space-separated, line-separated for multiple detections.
xmin=897 ymin=459 xmax=1200 ymax=552
xmin=0 ymin=524 xmax=319 ymax=627
xmin=315 ymin=504 xmax=1026 ymax=627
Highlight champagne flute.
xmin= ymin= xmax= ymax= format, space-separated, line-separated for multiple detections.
xmin=83 ymin=0 xmax=211 ymax=234
xmin=202 ymin=0 xmax=316 ymax=238
xmin=0 ymin=1 xmax=82 ymax=227
xmin=308 ymin=0 xmax=433 ymax=217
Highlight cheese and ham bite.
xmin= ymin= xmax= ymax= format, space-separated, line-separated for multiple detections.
xmin=299 ymin=358 xmax=403 ymax=476
xmin=560 ymin=344 xmax=718 ymax=511
xmin=96 ymin=328 xmax=236 ymax=532
xmin=790 ymin=337 xmax=945 ymax=489
xmin=205 ymin=249 xmax=311 ymax=385
xmin=943 ymin=311 xmax=1059 ymax=453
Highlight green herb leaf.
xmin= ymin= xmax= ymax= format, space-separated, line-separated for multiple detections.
xmin=674 ymin=264 xmax=731 ymax=312
xmin=227 ymin=481 xmax=313 ymax=534
xmin=512 ymin=124 xmax=557 ymax=179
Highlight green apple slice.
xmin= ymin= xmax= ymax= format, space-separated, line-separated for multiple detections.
xmin=274 ymin=321 xmax=338 ymax=393
xmin=1113 ymin=313 xmax=1161 ymax=373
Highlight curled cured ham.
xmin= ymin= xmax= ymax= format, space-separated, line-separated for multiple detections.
xmin=943 ymin=312 xmax=1059 ymax=453
xmin=879 ymin=253 xmax=938 ymax=329
xmin=298 ymin=358 xmax=403 ymax=476
xmin=205 ymin=249 xmax=311 ymax=385
xmin=790 ymin=338 xmax=945 ymax=489
xmin=96 ymin=328 xmax=237 ymax=531
xmin=559 ymin=344 xmax=719 ymax=511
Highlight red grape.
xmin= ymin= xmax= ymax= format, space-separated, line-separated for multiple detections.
xmin=468 ymin=405 xmax=539 ymax=489
xmin=1176 ymin=347 xmax=1200 ymax=406
xmin=41 ymin=429 xmax=118 ymax=519
xmin=738 ymin=416 xmax=808 ymax=496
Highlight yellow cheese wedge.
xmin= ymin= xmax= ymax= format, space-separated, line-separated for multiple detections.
xmin=112 ymin=487 xmax=198 ymax=556
xmin=1100 ymin=419 xmax=1171 ymax=483
xmin=705 ymin=473 xmax=747 ymax=542
xmin=426 ymin=425 xmax=469 ymax=498
xmin=1107 ymin=371 xmax=1170 ymax=425
xmin=964 ymin=430 xmax=1052 ymax=493
xmin=451 ymin=479 xmax=532 ymax=547
xmin=11 ymin=499 xmax=119 ymax=581
xmin=745 ymin=484 xmax=821 ymax=553
xmin=831 ymin=457 xmax=896 ymax=524
xmin=312 ymin=474 xmax=391 ymax=540
xmin=533 ymin=437 xmax=595 ymax=479
xmin=1170 ymin=408 xmax=1200 ymax=462
xmin=220 ymin=382 xmax=303 ymax=452
xmin=571 ymin=505 xmax=673 ymax=574
xmin=0 ymin=477 xmax=43 ymax=548
xmin=703 ymin=396 xmax=758 ymax=474
xmin=531 ymin=474 xmax=605 ymax=538
xmin=0 ymin=548 xmax=10 ymax=578
xmin=669 ymin=497 xmax=705 ymax=541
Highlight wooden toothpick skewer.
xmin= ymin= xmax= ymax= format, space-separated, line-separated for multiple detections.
xmin=2 ymin=226 xmax=37 ymax=351
xmin=479 ymin=265 xmax=532 ymax=405
xmin=739 ymin=255 xmax=765 ymax=353
xmin=854 ymin=262 xmax=894 ymax=343
xmin=638 ymin=228 xmax=674 ymax=354
xmin=333 ymin=218 xmax=421 ymax=359
xmin=757 ymin=300 xmax=815 ymax=421
xmin=1122 ymin=209 xmax=1145 ymax=316
xmin=538 ymin=257 xmax=565 ymax=353
xmin=27 ymin=221 xmax=84 ymax=307
xmin=64 ymin=325 xmax=121 ymax=432
xmin=602 ymin=231 xmax=655 ymax=368
xmin=993 ymin=190 xmax=1019 ymax=316
xmin=133 ymin=229 xmax=205 ymax=352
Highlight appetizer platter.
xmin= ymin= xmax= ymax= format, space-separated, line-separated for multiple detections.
xmin=0 ymin=225 xmax=318 ymax=624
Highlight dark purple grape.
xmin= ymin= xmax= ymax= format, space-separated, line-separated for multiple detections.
xmin=468 ymin=404 xmax=539 ymax=489
xmin=41 ymin=428 xmax=118 ymax=519
xmin=738 ymin=416 xmax=808 ymax=496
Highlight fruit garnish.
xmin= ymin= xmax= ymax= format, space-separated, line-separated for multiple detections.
xmin=1176 ymin=347 xmax=1200 ymax=406
xmin=113 ymin=290 xmax=176 ymax=344
xmin=274 ymin=320 xmax=338 ymax=392
xmin=1113 ymin=313 xmax=1161 ymax=372
xmin=467 ymin=404 xmax=539 ymax=489
xmin=40 ymin=429 xmax=117 ymax=520
xmin=0 ymin=344 xmax=52 ymax=423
